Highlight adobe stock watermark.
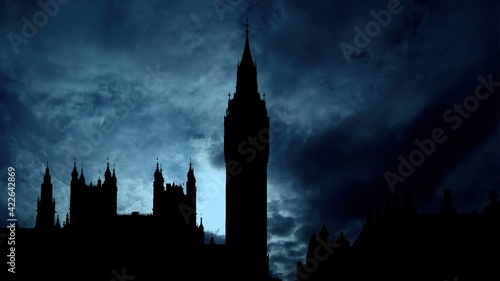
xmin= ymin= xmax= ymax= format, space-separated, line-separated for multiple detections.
xmin=48 ymin=64 xmax=168 ymax=181
xmin=6 ymin=0 xmax=71 ymax=54
xmin=110 ymin=267 xmax=135 ymax=281
xmin=178 ymin=105 xmax=297 ymax=225
xmin=339 ymin=0 xmax=404 ymax=63
xmin=385 ymin=73 xmax=500 ymax=192
xmin=212 ymin=0 xmax=244 ymax=21
xmin=296 ymin=236 xmax=341 ymax=281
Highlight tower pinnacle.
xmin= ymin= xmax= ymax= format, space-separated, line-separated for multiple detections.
xmin=235 ymin=18 xmax=258 ymax=97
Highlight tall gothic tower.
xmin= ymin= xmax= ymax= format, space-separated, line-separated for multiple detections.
xmin=224 ymin=20 xmax=270 ymax=280
xmin=35 ymin=163 xmax=56 ymax=231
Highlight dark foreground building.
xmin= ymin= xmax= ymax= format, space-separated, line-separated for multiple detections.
xmin=1 ymin=23 xmax=277 ymax=281
xmin=296 ymin=189 xmax=500 ymax=281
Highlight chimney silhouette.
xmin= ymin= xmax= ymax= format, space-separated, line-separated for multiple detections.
xmin=439 ymin=189 xmax=457 ymax=215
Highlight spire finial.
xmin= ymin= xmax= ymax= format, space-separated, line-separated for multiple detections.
xmin=245 ymin=18 xmax=249 ymax=35
xmin=73 ymin=157 xmax=76 ymax=167
xmin=189 ymin=157 xmax=192 ymax=170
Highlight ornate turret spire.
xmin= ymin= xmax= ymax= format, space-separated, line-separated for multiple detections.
xmin=155 ymin=157 xmax=160 ymax=174
xmin=71 ymin=157 xmax=78 ymax=180
xmin=97 ymin=170 xmax=102 ymax=187
xmin=44 ymin=162 xmax=51 ymax=183
xmin=79 ymin=163 xmax=85 ymax=184
xmin=235 ymin=18 xmax=258 ymax=96
xmin=242 ymin=18 xmax=253 ymax=64
xmin=55 ymin=214 xmax=61 ymax=229
xmin=104 ymin=157 xmax=111 ymax=180
xmin=36 ymin=162 xmax=56 ymax=231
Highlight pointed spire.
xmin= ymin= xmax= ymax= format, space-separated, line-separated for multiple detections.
xmin=104 ymin=157 xmax=111 ymax=179
xmin=155 ymin=158 xmax=163 ymax=178
xmin=112 ymin=163 xmax=116 ymax=178
xmin=79 ymin=162 xmax=85 ymax=184
xmin=72 ymin=157 xmax=78 ymax=179
xmin=55 ymin=214 xmax=61 ymax=229
xmin=97 ymin=170 xmax=102 ymax=187
xmin=235 ymin=18 xmax=258 ymax=95
xmin=43 ymin=161 xmax=51 ymax=184
xmin=209 ymin=233 xmax=215 ymax=245
xmin=241 ymin=18 xmax=254 ymax=67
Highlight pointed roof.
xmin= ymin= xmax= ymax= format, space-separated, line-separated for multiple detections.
xmin=187 ymin=158 xmax=195 ymax=179
xmin=235 ymin=18 xmax=258 ymax=96
xmin=104 ymin=157 xmax=111 ymax=178
xmin=44 ymin=162 xmax=51 ymax=183
xmin=72 ymin=158 xmax=78 ymax=178
xmin=199 ymin=217 xmax=204 ymax=230
xmin=79 ymin=163 xmax=86 ymax=183
xmin=55 ymin=215 xmax=61 ymax=229
xmin=240 ymin=18 xmax=254 ymax=68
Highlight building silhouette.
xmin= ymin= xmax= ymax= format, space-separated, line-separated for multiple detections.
xmin=296 ymin=188 xmax=500 ymax=281
xmin=225 ymin=19 xmax=270 ymax=279
xmin=1 ymin=22 xmax=277 ymax=281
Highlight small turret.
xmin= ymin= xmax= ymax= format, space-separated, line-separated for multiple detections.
xmin=335 ymin=231 xmax=350 ymax=249
xmin=55 ymin=215 xmax=61 ymax=229
xmin=104 ymin=158 xmax=112 ymax=181
xmin=79 ymin=165 xmax=86 ymax=185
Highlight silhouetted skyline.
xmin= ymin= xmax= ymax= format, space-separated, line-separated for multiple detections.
xmin=0 ymin=1 xmax=499 ymax=280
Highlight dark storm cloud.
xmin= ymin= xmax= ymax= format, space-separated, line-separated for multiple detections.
xmin=0 ymin=1 xmax=498 ymax=281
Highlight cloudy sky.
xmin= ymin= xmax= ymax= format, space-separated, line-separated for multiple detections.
xmin=0 ymin=0 xmax=499 ymax=280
